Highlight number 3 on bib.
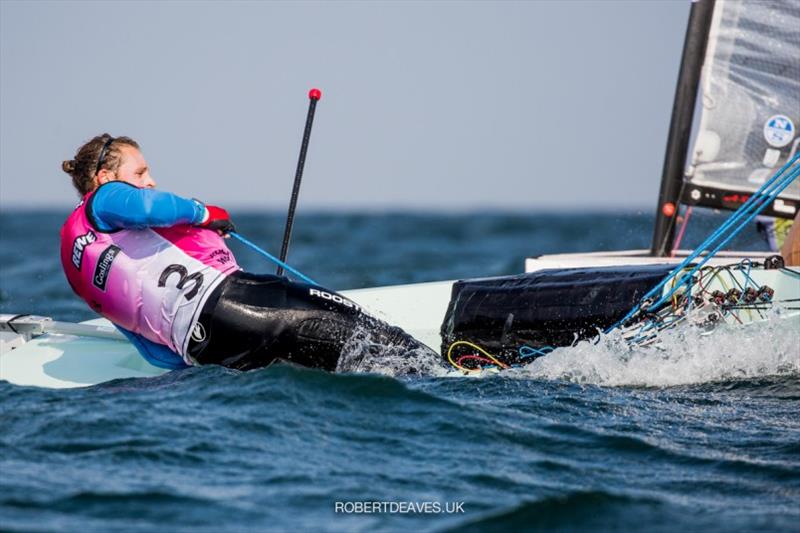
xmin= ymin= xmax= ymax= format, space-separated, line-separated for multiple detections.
xmin=158 ymin=264 xmax=204 ymax=300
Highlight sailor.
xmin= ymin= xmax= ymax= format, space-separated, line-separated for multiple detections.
xmin=755 ymin=216 xmax=794 ymax=254
xmin=781 ymin=212 xmax=800 ymax=266
xmin=60 ymin=134 xmax=432 ymax=371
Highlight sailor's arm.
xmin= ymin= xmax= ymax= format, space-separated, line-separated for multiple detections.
xmin=87 ymin=181 xmax=204 ymax=231
xmin=87 ymin=181 xmax=233 ymax=233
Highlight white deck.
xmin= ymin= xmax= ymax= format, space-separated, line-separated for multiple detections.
xmin=525 ymin=249 xmax=775 ymax=271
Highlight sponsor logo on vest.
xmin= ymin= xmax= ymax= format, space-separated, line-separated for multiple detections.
xmin=191 ymin=322 xmax=206 ymax=343
xmin=72 ymin=231 xmax=97 ymax=269
xmin=210 ymin=248 xmax=233 ymax=265
xmin=93 ymin=245 xmax=121 ymax=291
xmin=309 ymin=288 xmax=362 ymax=313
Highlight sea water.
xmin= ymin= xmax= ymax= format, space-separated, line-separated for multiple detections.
xmin=1 ymin=211 xmax=798 ymax=532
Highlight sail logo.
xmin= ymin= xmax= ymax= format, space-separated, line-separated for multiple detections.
xmin=92 ymin=245 xmax=120 ymax=291
xmin=71 ymin=231 xmax=97 ymax=270
xmin=763 ymin=115 xmax=795 ymax=148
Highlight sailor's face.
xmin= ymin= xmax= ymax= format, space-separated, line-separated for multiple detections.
xmin=97 ymin=145 xmax=157 ymax=189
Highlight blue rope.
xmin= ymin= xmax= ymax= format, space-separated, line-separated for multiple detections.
xmin=739 ymin=259 xmax=755 ymax=292
xmin=229 ymin=232 xmax=319 ymax=286
xmin=649 ymin=163 xmax=799 ymax=308
xmin=614 ymin=160 xmax=799 ymax=330
xmin=518 ymin=345 xmax=554 ymax=359
xmin=683 ymin=155 xmax=799 ymax=255
xmin=608 ymin=154 xmax=800 ymax=332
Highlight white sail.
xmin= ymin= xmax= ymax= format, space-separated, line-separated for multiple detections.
xmin=685 ymin=0 xmax=799 ymax=216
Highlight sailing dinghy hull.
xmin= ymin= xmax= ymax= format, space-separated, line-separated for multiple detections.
xmin=2 ymin=252 xmax=797 ymax=389
xmin=0 ymin=281 xmax=455 ymax=389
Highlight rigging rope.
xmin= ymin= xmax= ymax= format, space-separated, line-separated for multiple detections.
xmin=229 ymin=232 xmax=319 ymax=286
xmin=616 ymin=260 xmax=785 ymax=346
xmin=671 ymin=205 xmax=693 ymax=255
xmin=609 ymin=153 xmax=800 ymax=333
xmin=445 ymin=340 xmax=554 ymax=372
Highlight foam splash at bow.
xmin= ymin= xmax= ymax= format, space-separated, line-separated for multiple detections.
xmin=511 ymin=309 xmax=800 ymax=387
xmin=336 ymin=309 xmax=799 ymax=386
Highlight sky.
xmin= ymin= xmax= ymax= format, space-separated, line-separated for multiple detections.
xmin=0 ymin=0 xmax=689 ymax=211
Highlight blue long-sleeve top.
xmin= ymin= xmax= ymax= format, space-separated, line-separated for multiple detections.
xmin=116 ymin=326 xmax=190 ymax=369
xmin=86 ymin=181 xmax=207 ymax=369
xmin=87 ymin=181 xmax=206 ymax=232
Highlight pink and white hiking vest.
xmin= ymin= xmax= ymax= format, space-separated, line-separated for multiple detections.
xmin=60 ymin=192 xmax=240 ymax=360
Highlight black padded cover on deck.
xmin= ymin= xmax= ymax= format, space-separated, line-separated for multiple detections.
xmin=440 ymin=264 xmax=676 ymax=362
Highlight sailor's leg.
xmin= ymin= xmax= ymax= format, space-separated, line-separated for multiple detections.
xmin=187 ymin=272 xmax=437 ymax=372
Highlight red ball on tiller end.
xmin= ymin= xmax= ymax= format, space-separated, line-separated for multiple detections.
xmin=308 ymin=88 xmax=322 ymax=101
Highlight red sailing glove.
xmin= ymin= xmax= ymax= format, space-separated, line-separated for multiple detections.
xmin=198 ymin=205 xmax=236 ymax=235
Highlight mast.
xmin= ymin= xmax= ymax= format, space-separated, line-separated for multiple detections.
xmin=650 ymin=0 xmax=716 ymax=257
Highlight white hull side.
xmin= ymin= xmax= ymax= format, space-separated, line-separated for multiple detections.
xmin=0 ymin=326 xmax=165 ymax=388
